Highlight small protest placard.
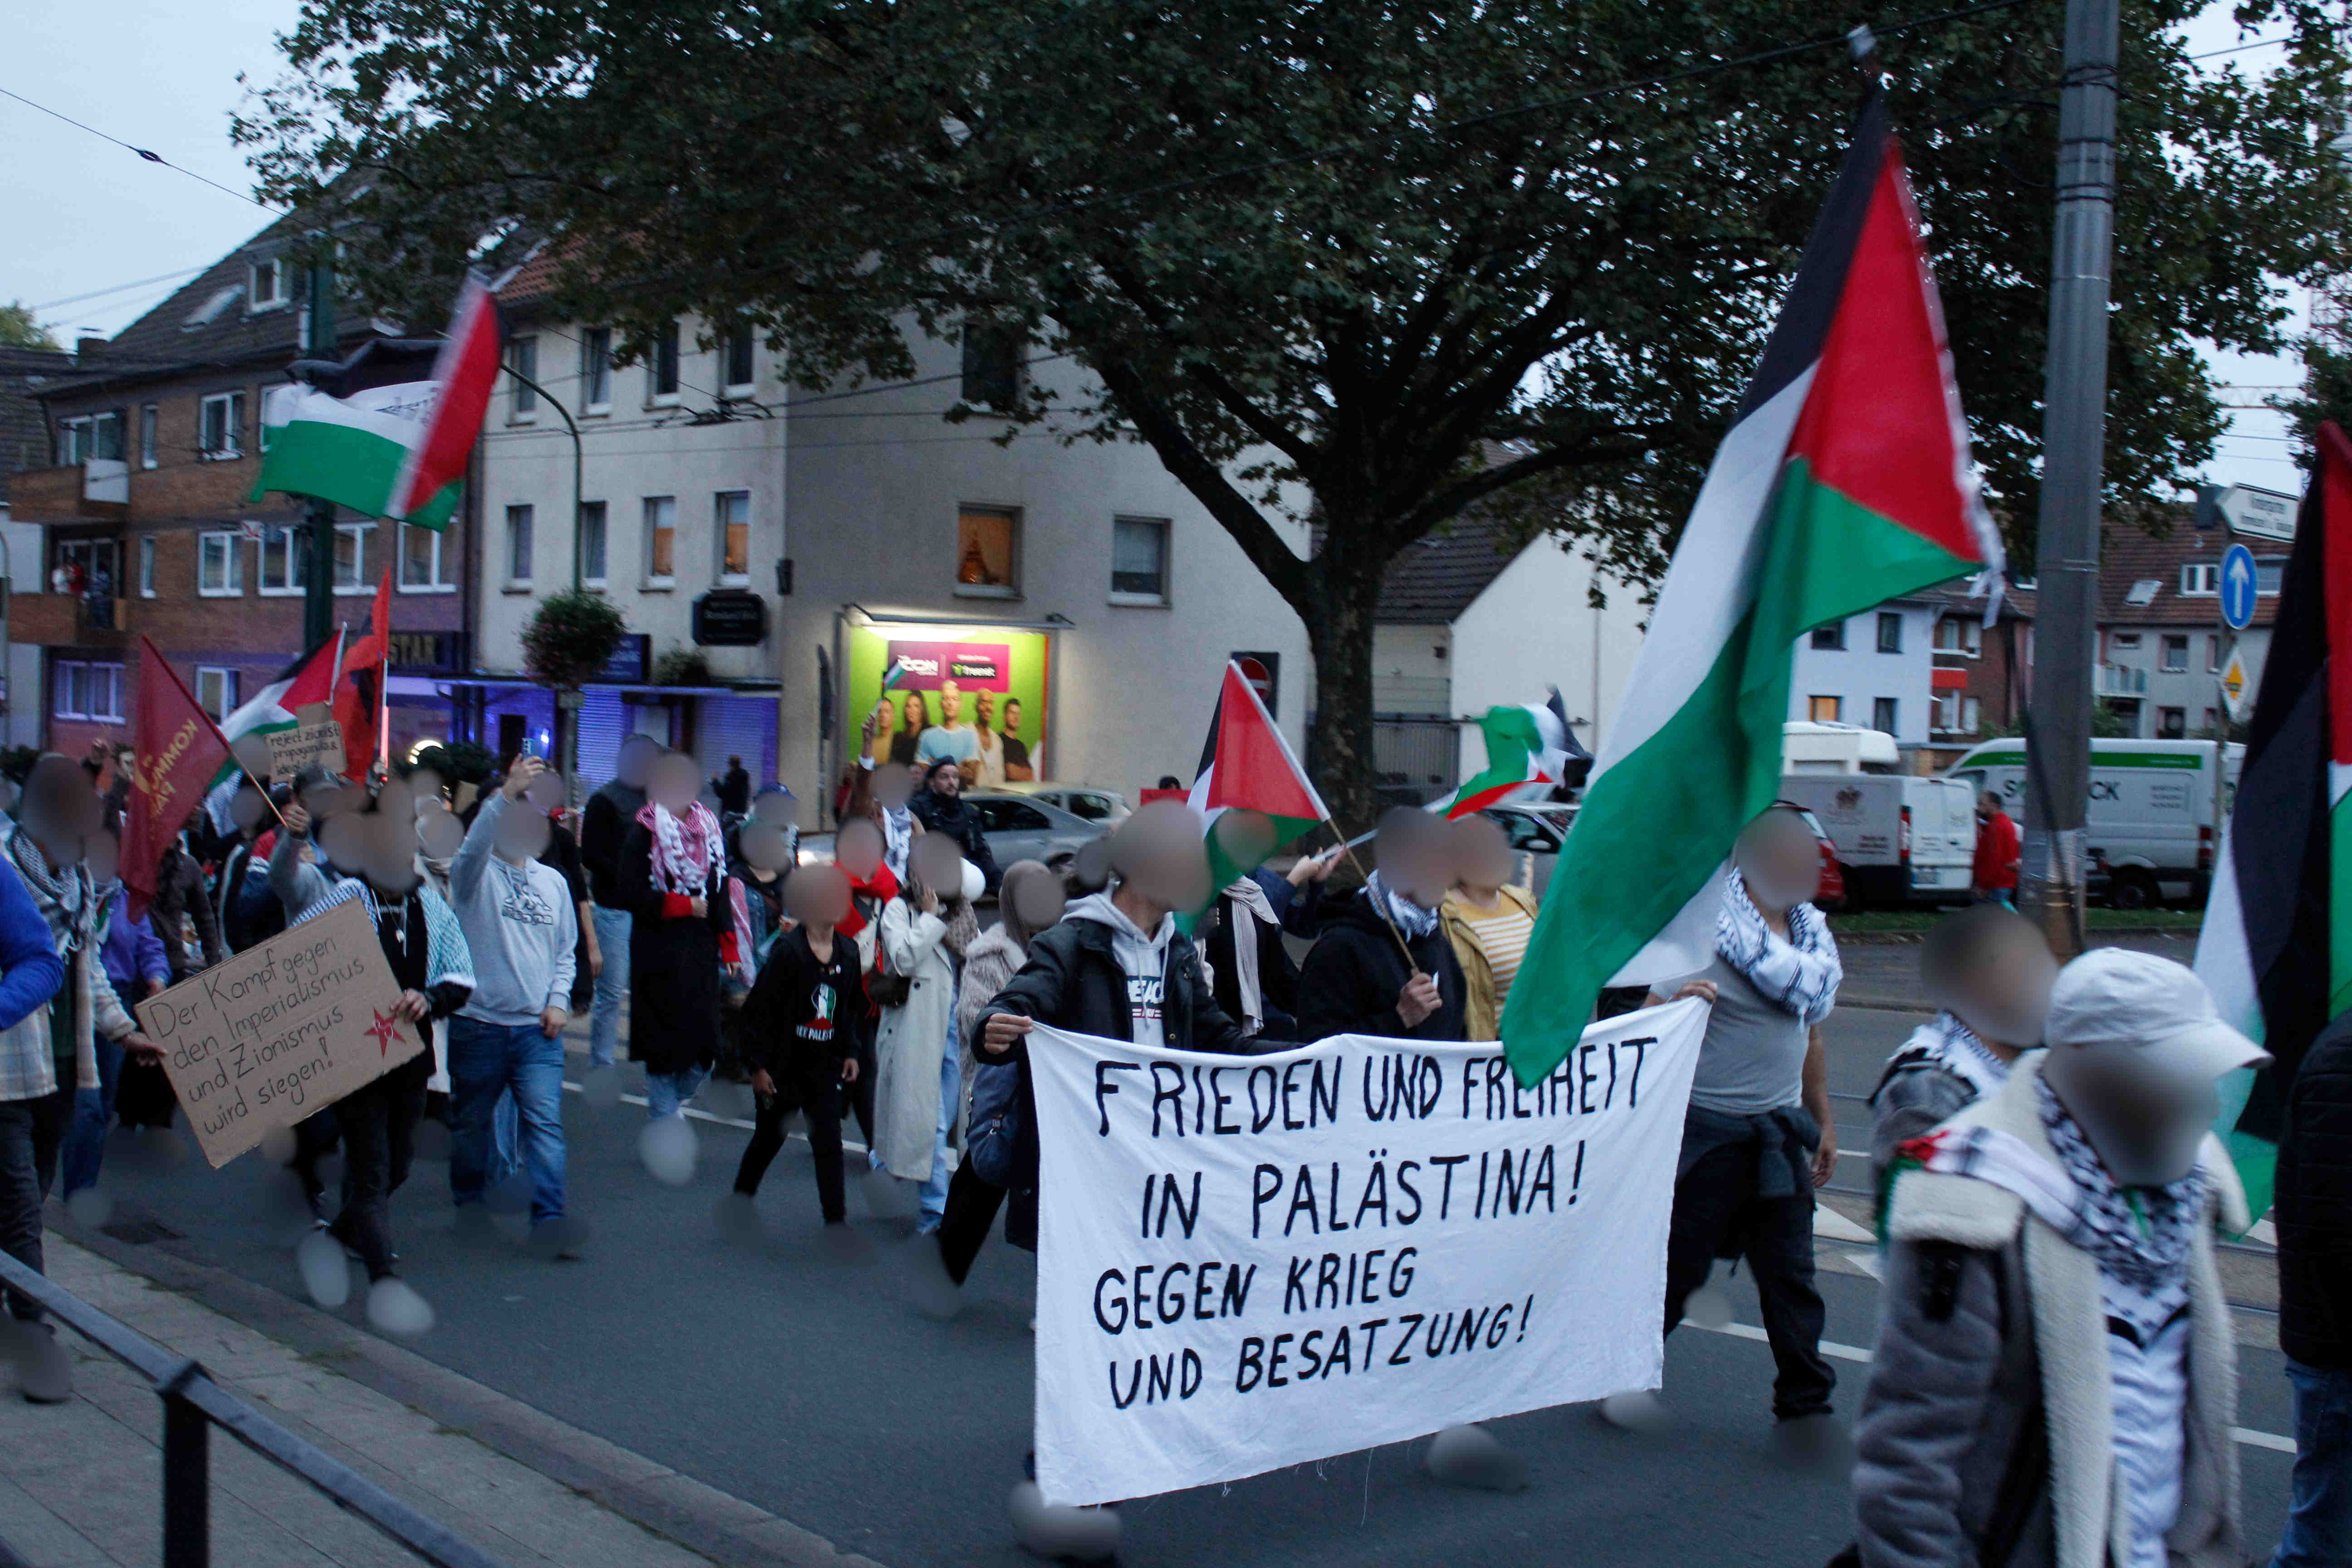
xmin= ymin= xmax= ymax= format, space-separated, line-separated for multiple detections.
xmin=265 ymin=720 xmax=345 ymax=779
xmin=135 ymin=898 xmax=420 ymax=1169
xmin=1027 ymin=999 xmax=1709 ymax=1505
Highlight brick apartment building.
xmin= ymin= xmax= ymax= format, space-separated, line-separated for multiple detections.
xmin=1916 ymin=578 xmax=2034 ymax=769
xmin=10 ymin=217 xmax=470 ymax=764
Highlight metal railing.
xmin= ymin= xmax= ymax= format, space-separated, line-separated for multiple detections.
xmin=0 ymin=1250 xmax=509 ymax=1568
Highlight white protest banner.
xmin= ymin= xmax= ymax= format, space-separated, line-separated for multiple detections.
xmin=1029 ymin=997 xmax=1709 ymax=1505
xmin=135 ymin=898 xmax=421 ymax=1169
xmin=265 ymin=719 xmax=346 ymax=779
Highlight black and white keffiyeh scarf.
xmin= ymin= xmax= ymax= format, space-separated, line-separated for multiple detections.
xmin=1880 ymin=1011 xmax=2012 ymax=1103
xmin=1364 ymin=870 xmax=1440 ymax=941
xmin=1715 ymin=868 xmax=1841 ymax=1025
xmin=6 ymin=824 xmax=100 ymax=957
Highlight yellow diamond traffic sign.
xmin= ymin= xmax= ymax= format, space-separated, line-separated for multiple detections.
xmin=2220 ymin=645 xmax=2251 ymax=720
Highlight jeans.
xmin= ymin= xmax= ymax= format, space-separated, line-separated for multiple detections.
xmin=588 ymin=907 xmax=631 ymax=1069
xmin=1662 ymin=1132 xmax=1837 ymax=1420
xmin=2272 ymin=1357 xmax=2352 ymax=1568
xmin=332 ymin=1055 xmax=430 ymax=1283
xmin=645 ymin=1065 xmax=707 ymax=1121
xmin=734 ymin=1073 xmax=848 ymax=1224
xmin=447 ymin=1018 xmax=568 ymax=1225
xmin=917 ymin=1047 xmax=960 ymax=1231
xmin=61 ymin=1033 xmax=126 ymax=1197
xmin=0 ymin=1088 xmax=71 ymax=1321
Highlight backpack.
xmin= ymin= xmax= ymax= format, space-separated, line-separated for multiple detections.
xmin=965 ymin=1054 xmax=1023 ymax=1187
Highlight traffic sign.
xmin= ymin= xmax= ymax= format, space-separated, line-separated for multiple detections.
xmin=2220 ymin=644 xmax=2252 ymax=721
xmin=2214 ymin=483 xmax=2298 ymax=541
xmin=2220 ymin=543 xmax=2259 ymax=631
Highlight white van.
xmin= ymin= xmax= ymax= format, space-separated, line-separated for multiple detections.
xmin=1776 ymin=772 xmax=1978 ymax=906
xmin=1941 ymin=738 xmax=2243 ymax=908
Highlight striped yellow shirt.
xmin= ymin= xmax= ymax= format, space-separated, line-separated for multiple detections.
xmin=1458 ymin=902 xmax=1536 ymax=1002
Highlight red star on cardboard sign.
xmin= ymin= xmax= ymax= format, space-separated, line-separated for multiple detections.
xmin=367 ymin=1008 xmax=403 ymax=1057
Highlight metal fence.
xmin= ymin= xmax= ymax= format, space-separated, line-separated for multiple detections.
xmin=0 ymin=1250 xmax=509 ymax=1568
xmin=1372 ymin=715 xmax=1460 ymax=809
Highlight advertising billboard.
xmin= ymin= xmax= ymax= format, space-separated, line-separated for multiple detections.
xmin=846 ymin=624 xmax=1050 ymax=784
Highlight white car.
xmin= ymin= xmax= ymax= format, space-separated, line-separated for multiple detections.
xmin=997 ymin=783 xmax=1130 ymax=825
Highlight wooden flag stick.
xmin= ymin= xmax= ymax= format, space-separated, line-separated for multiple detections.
xmin=1328 ymin=827 xmax=1425 ymax=976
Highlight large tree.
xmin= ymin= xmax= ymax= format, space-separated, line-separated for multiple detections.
xmin=239 ymin=0 xmax=2349 ymax=823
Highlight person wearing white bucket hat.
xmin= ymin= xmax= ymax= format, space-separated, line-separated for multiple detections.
xmin=1852 ymin=947 xmax=2266 ymax=1568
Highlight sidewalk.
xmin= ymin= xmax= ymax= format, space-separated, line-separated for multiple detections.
xmin=0 ymin=1234 xmax=886 ymax=1568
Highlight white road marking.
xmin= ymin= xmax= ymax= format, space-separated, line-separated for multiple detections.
xmin=559 ymin=1078 xmax=873 ymax=1154
xmin=1812 ymin=1207 xmax=1875 ymax=1243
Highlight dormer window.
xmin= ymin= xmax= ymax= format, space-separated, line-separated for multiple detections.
xmin=250 ymin=257 xmax=287 ymax=311
xmin=183 ymin=285 xmax=243 ymax=329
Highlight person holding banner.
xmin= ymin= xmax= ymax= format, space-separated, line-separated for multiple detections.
xmin=1643 ymin=806 xmax=1841 ymax=1433
xmin=1294 ymin=808 xmax=1465 ymax=1044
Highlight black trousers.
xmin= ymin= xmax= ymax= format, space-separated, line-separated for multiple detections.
xmin=287 ymin=1108 xmax=342 ymax=1199
xmin=733 ymin=1075 xmax=847 ymax=1224
xmin=331 ymin=1056 xmax=430 ymax=1282
xmin=0 ymin=1087 xmax=72 ymax=1321
xmin=935 ymin=1161 xmax=1006 ymax=1285
xmin=1661 ymin=1134 xmax=1836 ymax=1420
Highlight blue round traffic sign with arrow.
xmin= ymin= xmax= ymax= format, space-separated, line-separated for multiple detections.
xmin=2220 ymin=542 xmax=2258 ymax=630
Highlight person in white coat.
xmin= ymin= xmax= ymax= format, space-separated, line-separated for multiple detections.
xmin=871 ymin=835 xmax=979 ymax=1231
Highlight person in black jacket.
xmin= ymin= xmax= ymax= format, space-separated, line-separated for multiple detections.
xmin=1199 ymin=814 xmax=1336 ymax=1040
xmin=730 ymin=866 xmax=864 ymax=1230
xmin=615 ymin=751 xmax=745 ymax=1120
xmin=906 ymin=759 xmax=999 ymax=892
xmin=579 ymin=735 xmax=656 ymax=1070
xmin=2271 ymin=1011 xmax=2352 ymax=1567
xmin=1295 ymin=808 xmax=1466 ymax=1043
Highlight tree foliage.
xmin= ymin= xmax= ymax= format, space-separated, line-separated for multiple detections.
xmin=0 ymin=303 xmax=59 ymax=351
xmin=239 ymin=0 xmax=2352 ymax=817
xmin=521 ymin=588 xmax=627 ymax=690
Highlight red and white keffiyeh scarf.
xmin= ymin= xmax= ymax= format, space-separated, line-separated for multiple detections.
xmin=639 ymin=799 xmax=722 ymax=894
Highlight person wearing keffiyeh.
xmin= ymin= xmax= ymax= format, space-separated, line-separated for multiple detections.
xmin=1294 ymin=809 xmax=1465 ymax=1044
xmin=615 ymin=752 xmax=746 ymax=1122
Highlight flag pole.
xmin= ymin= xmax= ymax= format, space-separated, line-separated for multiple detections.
xmin=137 ymin=635 xmax=287 ymax=829
xmin=1326 ymin=823 xmax=1425 ymax=976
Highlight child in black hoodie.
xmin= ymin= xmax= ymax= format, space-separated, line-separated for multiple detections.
xmin=731 ymin=866 xmax=864 ymax=1226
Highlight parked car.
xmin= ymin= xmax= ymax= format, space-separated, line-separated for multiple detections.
xmin=1000 ymin=782 xmax=1131 ymax=825
xmin=960 ymin=792 xmax=1109 ymax=872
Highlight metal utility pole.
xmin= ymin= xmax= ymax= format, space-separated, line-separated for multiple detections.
xmin=2016 ymin=0 xmax=2121 ymax=960
xmin=303 ymin=261 xmax=338 ymax=652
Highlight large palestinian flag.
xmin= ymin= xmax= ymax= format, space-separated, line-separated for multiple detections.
xmin=1502 ymin=95 xmax=2002 ymax=1085
xmin=250 ymin=274 xmax=500 ymax=529
xmin=1187 ymin=661 xmax=1328 ymax=899
xmin=2193 ymin=419 xmax=2349 ymax=1221
xmin=207 ymin=633 xmax=342 ymax=786
xmin=1430 ymin=693 xmax=1588 ymax=819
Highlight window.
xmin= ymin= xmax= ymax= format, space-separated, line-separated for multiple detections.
xmin=581 ymin=327 xmax=612 ymax=411
xmin=2125 ymin=579 xmax=2161 ymax=607
xmin=52 ymin=661 xmax=124 ymax=722
xmin=1874 ymin=612 xmax=1902 ymax=653
xmin=182 ymin=285 xmax=242 ymax=329
xmin=579 ymin=501 xmax=608 ymax=587
xmin=248 ymin=257 xmax=284 ymax=309
xmin=960 ymin=323 xmax=1023 ymax=410
xmin=955 ymin=505 xmax=1019 ymax=595
xmin=1932 ymin=692 xmax=1959 ymax=732
xmin=1934 ymin=616 xmax=1981 ymax=656
xmin=1807 ymin=695 xmax=1842 ymax=722
xmin=198 ymin=530 xmax=243 ymax=596
xmin=2111 ymin=631 xmax=2142 ymax=650
xmin=2207 ymin=634 xmax=2222 ymax=674
xmin=650 ymin=320 xmax=681 ymax=402
xmin=199 ymin=392 xmax=245 ymax=460
xmin=714 ymin=491 xmax=750 ymax=585
xmin=966 ymin=798 xmax=1050 ymax=833
xmin=1872 ymin=697 xmax=1899 ymax=734
xmin=332 ymin=522 xmax=373 ymax=592
xmin=722 ymin=321 xmax=756 ymax=392
xmin=643 ymin=496 xmax=676 ymax=585
xmin=55 ymin=411 xmax=124 ymax=466
xmin=2157 ymin=706 xmax=2187 ymax=740
xmin=137 ymin=536 xmax=156 ymax=598
xmin=507 ymin=335 xmax=538 ymax=420
xmin=1111 ymin=515 xmax=1171 ymax=603
xmin=2180 ymin=563 xmax=2219 ymax=597
xmin=505 ymin=505 xmax=534 ymax=585
xmin=1961 ymin=696 xmax=1981 ymax=733
xmin=2203 ymin=707 xmax=2219 ymax=733
xmin=55 ymin=538 xmax=121 ymax=599
xmin=1809 ymin=620 xmax=1846 ymax=651
xmin=195 ymin=667 xmax=240 ymax=720
xmin=138 ymin=405 xmax=157 ymax=469
xmin=400 ymin=523 xmax=453 ymax=592
xmin=2257 ymin=557 xmax=2287 ymax=596
xmin=2161 ymin=634 xmax=2189 ymax=673
xmin=258 ymin=525 xmax=304 ymax=594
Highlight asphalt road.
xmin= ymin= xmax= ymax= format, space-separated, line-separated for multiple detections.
xmin=73 ymin=1003 xmax=2295 ymax=1568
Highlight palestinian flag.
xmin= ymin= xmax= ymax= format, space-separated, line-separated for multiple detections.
xmin=1502 ymin=95 xmax=2001 ymax=1085
xmin=207 ymin=633 xmax=343 ymax=793
xmin=2193 ymin=419 xmax=2347 ymax=1221
xmin=1431 ymin=692 xmax=1588 ymax=818
xmin=250 ymin=274 xmax=500 ymax=529
xmin=1187 ymin=660 xmax=1328 ymax=899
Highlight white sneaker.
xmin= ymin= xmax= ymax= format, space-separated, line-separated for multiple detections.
xmin=1008 ymin=1481 xmax=1118 ymax=1562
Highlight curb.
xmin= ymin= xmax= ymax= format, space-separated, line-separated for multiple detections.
xmin=54 ymin=1212 xmax=889 ymax=1568
xmin=1829 ymin=925 xmax=2201 ymax=946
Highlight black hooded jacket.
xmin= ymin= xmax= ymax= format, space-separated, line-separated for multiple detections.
xmin=1294 ymin=887 xmax=1468 ymax=1044
xmin=907 ymin=787 xmax=1000 ymax=890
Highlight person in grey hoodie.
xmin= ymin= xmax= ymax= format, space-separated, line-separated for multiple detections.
xmin=445 ymin=757 xmax=579 ymax=1245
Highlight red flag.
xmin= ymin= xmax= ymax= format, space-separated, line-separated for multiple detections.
xmin=124 ymin=637 xmax=235 ymax=921
xmin=335 ymin=567 xmax=393 ymax=778
xmin=388 ymin=274 xmax=501 ymax=523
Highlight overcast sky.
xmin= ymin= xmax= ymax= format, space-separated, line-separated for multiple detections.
xmin=0 ymin=0 xmax=2315 ymax=497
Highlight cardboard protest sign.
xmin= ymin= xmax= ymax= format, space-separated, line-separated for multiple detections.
xmin=1028 ymin=998 xmax=1709 ymax=1505
xmin=265 ymin=719 xmax=346 ymax=779
xmin=135 ymin=898 xmax=421 ymax=1169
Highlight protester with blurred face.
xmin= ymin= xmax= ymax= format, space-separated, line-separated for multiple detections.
xmin=580 ymin=733 xmax=659 ymax=1071
xmin=1867 ymin=904 xmax=2056 ymax=1192
xmin=617 ymin=750 xmax=752 ymax=1121
xmin=1440 ymin=815 xmax=1540 ymax=1043
xmin=1972 ymin=789 xmax=2021 ymax=907
xmin=1648 ymin=806 xmax=1842 ymax=1430
xmin=0 ymin=805 xmax=70 ymax=1392
xmin=2271 ymin=1010 xmax=2352 ymax=1567
xmin=1200 ymin=811 xmax=1330 ymax=1041
xmin=444 ymin=757 xmax=580 ymax=1250
xmin=907 ymin=757 xmax=1000 ymax=891
xmin=1855 ymin=949 xmax=2261 ymax=1568
xmin=872 ymin=835 xmax=980 ymax=1231
xmin=729 ymin=863 xmax=864 ymax=1232
xmin=1295 ymin=808 xmax=1465 ymax=1044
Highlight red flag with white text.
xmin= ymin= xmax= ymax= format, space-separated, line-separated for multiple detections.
xmin=124 ymin=637 xmax=235 ymax=920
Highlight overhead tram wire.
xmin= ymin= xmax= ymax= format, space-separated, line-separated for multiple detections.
xmin=30 ymin=266 xmax=210 ymax=313
xmin=0 ymin=84 xmax=279 ymax=212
